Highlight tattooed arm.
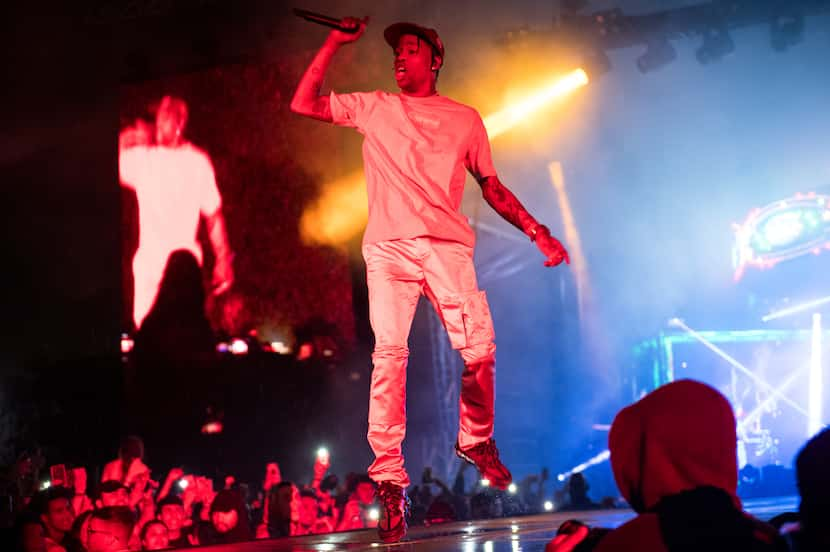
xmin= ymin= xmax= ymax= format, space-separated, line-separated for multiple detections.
xmin=479 ymin=176 xmax=540 ymax=237
xmin=289 ymin=16 xmax=368 ymax=122
xmin=479 ymin=175 xmax=570 ymax=266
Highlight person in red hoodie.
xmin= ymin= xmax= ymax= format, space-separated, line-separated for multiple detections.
xmin=549 ymin=379 xmax=785 ymax=552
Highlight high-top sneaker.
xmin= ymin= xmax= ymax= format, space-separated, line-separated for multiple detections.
xmin=455 ymin=438 xmax=512 ymax=490
xmin=376 ymin=481 xmax=410 ymax=543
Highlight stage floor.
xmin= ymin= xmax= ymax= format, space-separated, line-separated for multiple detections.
xmin=194 ymin=496 xmax=797 ymax=551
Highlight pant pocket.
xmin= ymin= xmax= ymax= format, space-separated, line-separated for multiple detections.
xmin=437 ymin=291 xmax=495 ymax=350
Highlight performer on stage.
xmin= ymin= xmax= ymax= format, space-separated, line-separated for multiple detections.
xmin=119 ymin=96 xmax=234 ymax=330
xmin=290 ymin=18 xmax=569 ymax=542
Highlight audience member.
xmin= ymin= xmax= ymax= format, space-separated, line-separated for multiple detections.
xmin=792 ymin=427 xmax=830 ymax=551
xmin=336 ymin=475 xmax=377 ymax=531
xmin=156 ymin=496 xmax=189 ymax=548
xmin=85 ymin=507 xmax=135 ymax=552
xmin=297 ymin=488 xmax=334 ymax=535
xmin=101 ymin=437 xmax=148 ymax=487
xmin=65 ymin=510 xmax=92 ymax=552
xmin=265 ymin=482 xmax=299 ymax=538
xmin=577 ymin=380 xmax=785 ymax=552
xmin=96 ymin=482 xmax=129 ymax=509
xmin=36 ymin=487 xmax=75 ymax=552
xmin=198 ymin=489 xmax=250 ymax=545
xmin=560 ymin=473 xmax=600 ymax=511
xmin=15 ymin=513 xmax=46 ymax=552
xmin=139 ymin=520 xmax=168 ymax=551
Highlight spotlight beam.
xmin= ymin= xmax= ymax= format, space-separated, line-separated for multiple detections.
xmin=668 ymin=318 xmax=810 ymax=417
xmin=808 ymin=313 xmax=823 ymax=437
xmin=556 ymin=449 xmax=610 ymax=482
xmin=483 ymin=69 xmax=588 ymax=139
xmin=737 ymin=369 xmax=802 ymax=434
xmin=762 ymin=294 xmax=830 ymax=322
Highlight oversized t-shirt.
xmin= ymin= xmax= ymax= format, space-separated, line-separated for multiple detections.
xmin=330 ymin=91 xmax=497 ymax=247
xmin=119 ymin=144 xmax=221 ymax=265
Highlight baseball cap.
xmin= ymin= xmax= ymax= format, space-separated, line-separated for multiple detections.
xmin=384 ymin=22 xmax=445 ymax=65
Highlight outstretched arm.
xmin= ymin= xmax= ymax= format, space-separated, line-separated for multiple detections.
xmin=479 ymin=176 xmax=570 ymax=267
xmin=289 ymin=17 xmax=368 ymax=122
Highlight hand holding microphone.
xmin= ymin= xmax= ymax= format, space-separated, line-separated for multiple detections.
xmin=293 ymin=9 xmax=368 ymax=44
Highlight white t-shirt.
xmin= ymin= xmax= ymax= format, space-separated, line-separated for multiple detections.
xmin=330 ymin=91 xmax=497 ymax=247
xmin=119 ymin=144 xmax=221 ymax=265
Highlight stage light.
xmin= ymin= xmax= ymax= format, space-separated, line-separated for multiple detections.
xmin=201 ymin=421 xmax=223 ymax=435
xmin=480 ymin=478 xmax=491 ymax=487
xmin=40 ymin=480 xmax=51 ymax=490
xmin=696 ymin=27 xmax=734 ymax=64
xmin=120 ymin=334 xmax=134 ymax=354
xmin=508 ymin=483 xmax=518 ymax=494
xmin=270 ymin=341 xmax=291 ymax=354
xmin=296 ymin=342 xmax=314 ymax=361
xmin=591 ymin=8 xmax=626 ymax=38
xmin=636 ymin=38 xmax=676 ymax=73
xmin=368 ymin=508 xmax=380 ymax=521
xmin=733 ymin=194 xmax=830 ymax=281
xmin=762 ymin=212 xmax=804 ymax=247
xmin=216 ymin=342 xmax=229 ymax=353
xmin=543 ymin=500 xmax=554 ymax=511
xmin=771 ymin=13 xmax=804 ymax=52
xmin=229 ymin=338 xmax=248 ymax=355
xmin=483 ymin=68 xmax=589 ymax=139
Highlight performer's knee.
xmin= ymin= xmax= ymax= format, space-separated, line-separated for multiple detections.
xmin=372 ymin=344 xmax=410 ymax=363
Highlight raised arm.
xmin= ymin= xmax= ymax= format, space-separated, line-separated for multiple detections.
xmin=479 ymin=175 xmax=570 ymax=267
xmin=289 ymin=17 xmax=368 ymax=122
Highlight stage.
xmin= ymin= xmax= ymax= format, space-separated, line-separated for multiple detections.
xmin=194 ymin=496 xmax=797 ymax=551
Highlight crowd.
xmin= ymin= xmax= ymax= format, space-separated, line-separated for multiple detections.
xmin=3 ymin=433 xmax=564 ymax=552
xmin=4 ymin=379 xmax=829 ymax=552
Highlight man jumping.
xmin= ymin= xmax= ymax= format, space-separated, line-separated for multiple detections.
xmin=290 ymin=18 xmax=569 ymax=542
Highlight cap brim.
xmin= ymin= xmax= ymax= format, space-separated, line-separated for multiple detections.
xmin=384 ymin=22 xmax=443 ymax=58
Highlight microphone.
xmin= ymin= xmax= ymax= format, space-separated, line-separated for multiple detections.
xmin=292 ymin=8 xmax=359 ymax=33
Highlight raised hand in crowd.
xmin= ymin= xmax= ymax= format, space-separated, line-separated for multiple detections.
xmin=157 ymin=467 xmax=184 ymax=502
xmin=70 ymin=467 xmax=93 ymax=517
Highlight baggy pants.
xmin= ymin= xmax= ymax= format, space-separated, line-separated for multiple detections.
xmin=363 ymin=237 xmax=497 ymax=488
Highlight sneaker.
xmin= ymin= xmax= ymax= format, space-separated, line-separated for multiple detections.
xmin=455 ymin=438 xmax=512 ymax=490
xmin=376 ymin=481 xmax=409 ymax=543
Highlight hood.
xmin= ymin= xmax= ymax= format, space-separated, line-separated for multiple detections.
xmin=608 ymin=379 xmax=738 ymax=512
